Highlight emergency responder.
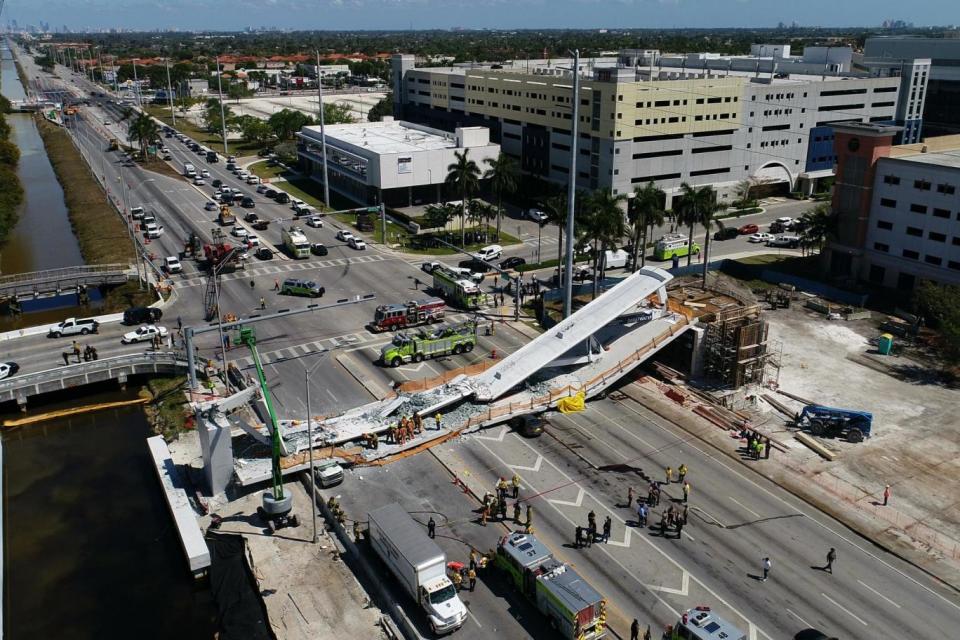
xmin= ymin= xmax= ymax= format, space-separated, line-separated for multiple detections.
xmin=602 ymin=516 xmax=612 ymax=543
xmin=525 ymin=504 xmax=533 ymax=532
xmin=631 ymin=619 xmax=640 ymax=640
xmin=452 ymin=570 xmax=463 ymax=591
xmin=665 ymin=466 xmax=673 ymax=483
xmin=513 ymin=501 xmax=521 ymax=523
xmin=480 ymin=504 xmax=489 ymax=526
xmin=575 ymin=526 xmax=583 ymax=548
xmin=434 ymin=412 xmax=442 ymax=430
xmin=678 ymin=464 xmax=688 ymax=483
xmin=371 ymin=431 xmax=379 ymax=450
xmin=682 ymin=481 xmax=691 ymax=504
xmin=427 ymin=516 xmax=436 ymax=539
xmin=469 ymin=550 xmax=478 ymax=571
xmin=353 ymin=521 xmax=362 ymax=543
xmin=498 ymin=499 xmax=507 ymax=521
xmin=511 ymin=473 xmax=521 ymax=499
xmin=467 ymin=566 xmax=477 ymax=591
xmin=496 ymin=477 xmax=508 ymax=502
xmin=413 ymin=413 xmax=423 ymax=434
xmin=627 ymin=486 xmax=634 ymax=509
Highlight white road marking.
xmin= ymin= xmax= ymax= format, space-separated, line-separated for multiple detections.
xmin=729 ymin=496 xmax=762 ymax=519
xmin=616 ymin=397 xmax=960 ymax=613
xmin=682 ymin=530 xmax=696 ymax=542
xmin=821 ymin=592 xmax=868 ymax=626
xmin=856 ymin=579 xmax=902 ymax=609
xmin=326 ymin=388 xmax=338 ymax=402
xmin=464 ymin=607 xmax=483 ymax=629
xmin=474 ymin=425 xmax=509 ymax=442
xmin=547 ymin=486 xmax=584 ymax=508
xmin=785 ymin=608 xmax=813 ymax=628
xmin=645 ymin=570 xmax=689 ymax=596
xmin=509 ymin=454 xmax=543 ymax=473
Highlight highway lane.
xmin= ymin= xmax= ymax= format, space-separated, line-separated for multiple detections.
xmin=441 ymin=392 xmax=960 ymax=639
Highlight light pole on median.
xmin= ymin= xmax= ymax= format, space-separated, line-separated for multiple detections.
xmin=563 ymin=49 xmax=581 ymax=319
xmin=315 ymin=50 xmax=331 ymax=208
xmin=215 ymin=56 xmax=228 ymax=155
xmin=304 ymin=354 xmax=327 ymax=544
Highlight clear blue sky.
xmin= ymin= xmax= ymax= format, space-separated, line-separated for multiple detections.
xmin=4 ymin=0 xmax=951 ymax=31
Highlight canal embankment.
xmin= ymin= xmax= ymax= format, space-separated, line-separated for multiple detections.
xmin=0 ymin=87 xmax=24 ymax=249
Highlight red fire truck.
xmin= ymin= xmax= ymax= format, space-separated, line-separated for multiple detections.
xmin=371 ymin=298 xmax=446 ymax=332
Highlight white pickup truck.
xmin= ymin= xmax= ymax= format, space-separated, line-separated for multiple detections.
xmin=48 ymin=317 xmax=100 ymax=338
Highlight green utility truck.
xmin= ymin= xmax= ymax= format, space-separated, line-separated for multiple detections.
xmin=432 ymin=265 xmax=484 ymax=309
xmin=380 ymin=321 xmax=477 ymax=367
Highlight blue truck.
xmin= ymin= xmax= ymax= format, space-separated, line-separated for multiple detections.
xmin=796 ymin=405 xmax=873 ymax=443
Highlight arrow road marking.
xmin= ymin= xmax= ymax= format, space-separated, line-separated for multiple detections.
xmin=547 ymin=486 xmax=583 ymax=507
xmin=474 ymin=425 xmax=509 ymax=442
xmin=509 ymin=454 xmax=543 ymax=473
xmin=645 ymin=570 xmax=689 ymax=596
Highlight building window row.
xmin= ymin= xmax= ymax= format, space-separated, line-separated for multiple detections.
xmin=820 ymin=88 xmax=867 ymax=97
xmin=883 ymin=174 xmax=900 ymax=185
xmin=632 ymin=149 xmax=683 ymax=160
xmin=937 ymin=183 xmax=957 ymax=195
xmin=818 ymin=103 xmax=865 ymax=112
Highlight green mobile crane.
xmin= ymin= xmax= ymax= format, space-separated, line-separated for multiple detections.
xmin=238 ymin=325 xmax=301 ymax=532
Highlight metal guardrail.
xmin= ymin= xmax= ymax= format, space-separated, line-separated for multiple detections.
xmin=0 ymin=264 xmax=134 ymax=297
xmin=0 ymin=351 xmax=189 ymax=404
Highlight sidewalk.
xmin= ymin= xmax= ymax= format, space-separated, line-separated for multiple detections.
xmin=621 ymin=379 xmax=960 ymax=590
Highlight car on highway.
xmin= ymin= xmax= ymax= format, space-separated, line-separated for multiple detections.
xmin=256 ymin=184 xmax=269 ymax=194
xmin=246 ymin=176 xmax=260 ymax=185
xmin=143 ymin=222 xmax=164 ymax=238
xmin=225 ymin=162 xmax=237 ymax=172
xmin=231 ymin=227 xmax=249 ymax=240
xmin=255 ymin=247 xmax=273 ymax=260
xmin=305 ymin=215 xmax=324 ymax=228
xmin=748 ymin=232 xmax=774 ymax=243
xmin=212 ymin=179 xmax=223 ymax=189
xmin=793 ymin=630 xmax=838 ymax=640
xmin=510 ymin=413 xmax=545 ymax=437
xmin=421 ymin=261 xmax=440 ymax=273
xmin=162 ymin=151 xmax=172 ymax=160
xmin=240 ymin=196 xmax=255 ymax=208
xmin=130 ymin=206 xmax=145 ymax=219
xmin=738 ymin=223 xmax=759 ymax=235
xmin=280 ymin=278 xmax=325 ymax=297
xmin=200 ymin=169 xmax=210 ymax=178
xmin=768 ymin=234 xmax=801 ymax=248
xmin=274 ymin=192 xmax=291 ymax=204
xmin=163 ymin=256 xmax=182 ymax=274
xmin=336 ymin=230 xmax=355 ymax=243
xmin=348 ymin=237 xmax=367 ymax=250
xmin=121 ymin=324 xmax=169 ymax=344
xmin=123 ymin=307 xmax=162 ymax=325
xmin=311 ymin=243 xmax=328 ymax=256
xmin=192 ymin=176 xmax=205 ymax=186
xmin=246 ymin=235 xmax=261 ymax=249
xmin=0 ymin=362 xmax=20 ymax=381
xmin=237 ymin=170 xmax=250 ymax=180
xmin=205 ymin=201 xmax=218 ymax=211
xmin=775 ymin=216 xmax=795 ymax=229
xmin=227 ymin=155 xmax=237 ymax=164
xmin=527 ymin=208 xmax=548 ymax=224
xmin=713 ymin=226 xmax=739 ymax=241
xmin=264 ymin=188 xmax=278 ymax=199
xmin=500 ymin=256 xmax=526 ymax=270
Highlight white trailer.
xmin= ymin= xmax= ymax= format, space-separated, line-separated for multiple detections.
xmin=367 ymin=503 xmax=467 ymax=635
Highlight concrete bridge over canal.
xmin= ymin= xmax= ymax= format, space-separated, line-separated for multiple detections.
xmin=0 ymin=264 xmax=135 ymax=302
xmin=0 ymin=351 xmax=189 ymax=410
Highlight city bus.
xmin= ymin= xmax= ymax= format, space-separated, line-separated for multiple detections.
xmin=654 ymin=234 xmax=701 ymax=261
xmin=666 ymin=606 xmax=747 ymax=640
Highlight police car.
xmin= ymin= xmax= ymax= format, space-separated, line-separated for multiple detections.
xmin=669 ymin=607 xmax=746 ymax=640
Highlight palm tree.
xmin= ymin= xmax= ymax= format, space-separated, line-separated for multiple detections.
xmin=126 ymin=113 xmax=160 ymax=161
xmin=586 ymin=188 xmax=627 ymax=298
xmin=483 ymin=153 xmax=518 ymax=240
xmin=445 ymin=149 xmax=481 ymax=246
xmin=628 ymin=181 xmax=666 ymax=271
xmin=541 ymin=190 xmax=568 ymax=267
xmin=796 ymin=202 xmax=836 ymax=255
xmin=675 ymin=183 xmax=717 ymax=266
xmin=696 ymin=190 xmax=725 ymax=288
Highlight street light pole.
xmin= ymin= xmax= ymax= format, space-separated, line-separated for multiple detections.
xmin=304 ymin=355 xmax=327 ymax=544
xmin=216 ymin=56 xmax=229 ymax=155
xmin=315 ymin=51 xmax=331 ymax=207
xmin=563 ymin=49 xmax=580 ymax=319
xmin=165 ymin=58 xmax=177 ymax=126
xmin=132 ymin=58 xmax=142 ymax=108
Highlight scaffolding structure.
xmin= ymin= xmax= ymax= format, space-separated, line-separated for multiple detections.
xmin=702 ymin=304 xmax=771 ymax=388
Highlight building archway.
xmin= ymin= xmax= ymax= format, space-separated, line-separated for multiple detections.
xmin=751 ymin=162 xmax=795 ymax=197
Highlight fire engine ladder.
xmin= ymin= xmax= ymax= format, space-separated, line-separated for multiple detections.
xmin=203 ymin=246 xmax=240 ymax=321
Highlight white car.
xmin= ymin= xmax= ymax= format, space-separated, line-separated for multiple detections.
xmin=246 ymin=236 xmax=261 ymax=248
xmin=246 ymin=175 xmax=260 ymax=185
xmin=227 ymin=155 xmax=237 ymax=163
xmin=231 ymin=227 xmax=249 ymax=239
xmin=201 ymin=169 xmax=211 ymax=178
xmin=193 ymin=176 xmax=205 ymax=186
xmin=121 ymin=324 xmax=169 ymax=344
xmin=163 ymin=256 xmax=182 ymax=274
xmin=775 ymin=216 xmax=795 ymax=228
xmin=237 ymin=170 xmax=250 ymax=180
xmin=421 ymin=261 xmax=440 ymax=273
xmin=0 ymin=362 xmax=20 ymax=381
xmin=306 ymin=215 xmax=324 ymax=228
xmin=205 ymin=201 xmax=218 ymax=211
xmin=527 ymin=208 xmax=548 ymax=224
xmin=348 ymin=237 xmax=367 ymax=250
xmin=336 ymin=230 xmax=355 ymax=242
xmin=748 ymin=232 xmax=774 ymax=243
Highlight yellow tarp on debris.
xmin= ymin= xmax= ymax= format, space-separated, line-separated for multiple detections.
xmin=557 ymin=390 xmax=586 ymax=414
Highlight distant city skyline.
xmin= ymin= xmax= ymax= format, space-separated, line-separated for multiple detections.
xmin=1 ymin=0 xmax=954 ymax=33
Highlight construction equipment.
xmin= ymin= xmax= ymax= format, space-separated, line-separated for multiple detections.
xmin=199 ymin=229 xmax=243 ymax=321
xmin=494 ymin=531 xmax=607 ymax=639
xmin=217 ymin=204 xmax=235 ymax=226
xmin=238 ymin=325 xmax=300 ymax=532
xmin=108 ymin=138 xmax=119 ymax=151
xmin=370 ymin=297 xmax=445 ymax=332
xmin=431 ymin=264 xmax=484 ymax=309
xmin=796 ymin=404 xmax=873 ymax=443
xmin=380 ymin=321 xmax=477 ymax=368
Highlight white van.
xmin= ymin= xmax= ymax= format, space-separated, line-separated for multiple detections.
xmin=472 ymin=244 xmax=503 ymax=261
xmin=602 ymin=249 xmax=629 ymax=270
xmin=143 ymin=222 xmax=164 ymax=238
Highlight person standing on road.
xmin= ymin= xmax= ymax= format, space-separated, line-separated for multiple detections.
xmin=761 ymin=557 xmax=771 ymax=581
xmin=427 ymin=517 xmax=436 ymax=539
xmin=643 ymin=624 xmax=652 ymax=640
xmin=675 ymin=519 xmax=684 ymax=540
xmin=177 ymin=316 xmax=183 ymax=333
xmin=513 ymin=501 xmax=521 ymax=523
xmin=883 ymin=484 xmax=891 ymax=506
xmin=259 ymin=296 xmax=266 ymax=310
xmin=682 ymin=481 xmax=691 ymax=504
xmin=626 ymin=486 xmax=634 ymax=509
xmin=467 ymin=567 xmax=477 ymax=592
xmin=435 ymin=412 xmax=442 ymax=430
xmin=665 ymin=466 xmax=673 ymax=483
xmin=62 ymin=351 xmax=70 ymax=366
xmin=575 ymin=526 xmax=583 ymax=549
xmin=678 ymin=464 xmax=688 ymax=484
xmin=631 ymin=619 xmax=640 ymax=640
xmin=273 ymin=279 xmax=280 ymax=291
xmin=512 ymin=473 xmax=521 ymax=499
xmin=825 ymin=547 xmax=837 ymax=574
xmin=602 ymin=516 xmax=612 ymax=543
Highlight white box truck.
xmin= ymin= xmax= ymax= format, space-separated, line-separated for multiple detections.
xmin=183 ymin=162 xmax=196 ymax=178
xmin=367 ymin=503 xmax=467 ymax=635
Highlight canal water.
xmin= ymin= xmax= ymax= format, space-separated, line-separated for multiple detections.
xmin=2 ymin=44 xmax=217 ymax=639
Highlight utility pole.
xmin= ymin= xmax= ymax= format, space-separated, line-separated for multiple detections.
xmin=97 ymin=49 xmax=105 ymax=88
xmin=563 ymin=49 xmax=580 ymax=319
xmin=132 ymin=58 xmax=142 ymax=107
xmin=216 ymin=55 xmax=228 ymax=154
xmin=165 ymin=57 xmax=176 ymax=125
xmin=315 ymin=51 xmax=331 ymax=207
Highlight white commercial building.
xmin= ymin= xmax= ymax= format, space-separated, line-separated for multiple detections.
xmin=297 ymin=118 xmax=500 ymax=207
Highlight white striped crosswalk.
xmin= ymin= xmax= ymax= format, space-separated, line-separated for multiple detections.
xmin=174 ymin=254 xmax=390 ymax=289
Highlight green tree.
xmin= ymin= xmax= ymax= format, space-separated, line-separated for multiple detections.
xmin=483 ymin=153 xmax=518 ymax=240
xmin=423 ymin=203 xmax=455 ymax=230
xmin=541 ymin=190 xmax=568 ymax=267
xmin=628 ymin=181 xmax=665 ymax=271
xmin=695 ymin=188 xmax=725 ymax=288
xmin=585 ymin=188 xmax=627 ymax=297
xmin=323 ymin=102 xmax=355 ymax=125
xmin=204 ymin=98 xmax=237 ymax=141
xmin=445 ymin=149 xmax=481 ymax=246
xmin=227 ymin=82 xmax=253 ymax=102
xmin=235 ymin=115 xmax=274 ymax=147
xmin=675 ymin=183 xmax=717 ymax=267
xmin=126 ymin=112 xmax=160 ymax=160
xmin=796 ymin=202 xmax=836 ymax=255
xmin=914 ymin=282 xmax=960 ymax=363
xmin=367 ymin=95 xmax=394 ymax=122
xmin=268 ymin=108 xmax=314 ymax=141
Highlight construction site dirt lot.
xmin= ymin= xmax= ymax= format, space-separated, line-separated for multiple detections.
xmin=754 ymin=301 xmax=960 ymax=582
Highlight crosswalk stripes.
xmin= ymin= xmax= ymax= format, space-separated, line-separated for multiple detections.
xmin=174 ymin=254 xmax=389 ymax=289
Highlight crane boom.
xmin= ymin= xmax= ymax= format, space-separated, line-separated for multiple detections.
xmin=237 ymin=325 xmax=285 ymax=501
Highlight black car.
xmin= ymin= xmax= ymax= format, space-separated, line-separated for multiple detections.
xmin=255 ymin=247 xmax=274 ymax=260
xmin=123 ymin=306 xmax=163 ymax=325
xmin=500 ymin=256 xmax=526 ymax=270
xmin=212 ymin=178 xmax=223 ymax=189
xmin=459 ymin=258 xmax=492 ymax=273
xmin=274 ymin=192 xmax=290 ymax=204
xmin=241 ymin=196 xmax=255 ymax=208
xmin=311 ymin=243 xmax=328 ymax=256
xmin=264 ymin=188 xmax=278 ymax=198
xmin=713 ymin=226 xmax=739 ymax=241
xmin=794 ymin=630 xmax=837 ymax=640
xmin=510 ymin=413 xmax=545 ymax=438
xmin=220 ymin=193 xmax=235 ymax=205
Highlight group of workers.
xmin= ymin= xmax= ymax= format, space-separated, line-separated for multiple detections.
xmin=741 ymin=429 xmax=770 ymax=460
xmin=574 ymin=510 xmax=613 ymax=548
xmin=479 ymin=474 xmax=531 ymax=531
xmin=360 ymin=413 xmax=445 ymax=451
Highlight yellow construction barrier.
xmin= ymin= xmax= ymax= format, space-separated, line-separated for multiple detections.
xmin=557 ymin=389 xmax=586 ymax=414
xmin=3 ymin=397 xmax=150 ymax=428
